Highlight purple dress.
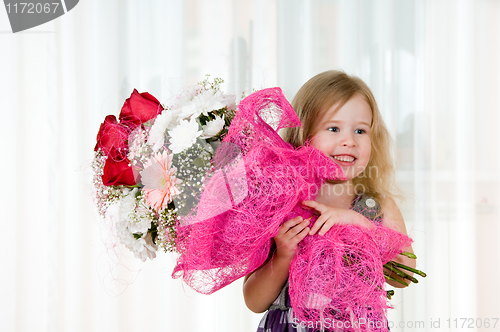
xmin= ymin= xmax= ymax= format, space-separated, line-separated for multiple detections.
xmin=256 ymin=195 xmax=390 ymax=332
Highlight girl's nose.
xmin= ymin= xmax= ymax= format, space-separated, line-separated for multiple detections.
xmin=341 ymin=134 xmax=355 ymax=147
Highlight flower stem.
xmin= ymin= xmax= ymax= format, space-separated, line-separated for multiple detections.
xmin=399 ymin=251 xmax=417 ymax=259
xmin=392 ymin=262 xmax=427 ymax=278
xmin=384 ymin=262 xmax=419 ymax=283
xmin=384 ymin=274 xmax=409 ymax=287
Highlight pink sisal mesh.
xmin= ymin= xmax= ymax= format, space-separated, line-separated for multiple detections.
xmin=289 ymin=225 xmax=412 ymax=330
xmin=172 ymin=88 xmax=412 ymax=327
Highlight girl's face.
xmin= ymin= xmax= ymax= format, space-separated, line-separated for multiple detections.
xmin=310 ymin=94 xmax=372 ymax=181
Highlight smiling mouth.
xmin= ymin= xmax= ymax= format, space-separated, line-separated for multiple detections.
xmin=333 ymin=155 xmax=356 ymax=163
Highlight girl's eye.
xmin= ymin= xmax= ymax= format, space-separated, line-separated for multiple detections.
xmin=355 ymin=129 xmax=365 ymax=134
xmin=328 ymin=127 xmax=339 ymax=132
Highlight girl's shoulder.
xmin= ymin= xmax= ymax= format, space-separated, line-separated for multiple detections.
xmin=351 ymin=194 xmax=405 ymax=229
xmin=378 ymin=195 xmax=406 ymax=230
xmin=351 ymin=194 xmax=383 ymax=224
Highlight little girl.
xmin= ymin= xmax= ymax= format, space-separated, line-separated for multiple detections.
xmin=243 ymin=70 xmax=416 ymax=332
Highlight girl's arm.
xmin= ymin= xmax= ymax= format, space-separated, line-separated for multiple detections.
xmin=243 ymin=216 xmax=310 ymax=313
xmin=380 ymin=196 xmax=417 ymax=288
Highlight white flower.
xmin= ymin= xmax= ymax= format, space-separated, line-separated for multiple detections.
xmin=128 ymin=210 xmax=152 ymax=235
xmin=170 ymin=85 xmax=201 ymax=110
xmin=175 ymin=89 xmax=226 ymax=121
xmin=224 ymin=94 xmax=237 ymax=111
xmin=170 ymin=87 xmax=234 ymax=121
xmin=115 ymin=192 xmax=157 ymax=261
xmin=119 ymin=188 xmax=138 ymax=223
xmin=134 ymin=232 xmax=158 ymax=262
xmin=201 ymin=115 xmax=225 ymax=139
xmin=175 ymin=103 xmax=198 ymax=120
xmin=148 ymin=110 xmax=178 ymax=152
xmin=116 ymin=226 xmax=157 ymax=262
xmin=117 ymin=189 xmax=152 ymax=234
xmin=192 ymin=89 xmax=226 ymax=116
xmin=168 ymin=119 xmax=203 ymax=154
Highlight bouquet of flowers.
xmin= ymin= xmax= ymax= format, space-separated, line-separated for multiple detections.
xmin=92 ymin=77 xmax=237 ymax=261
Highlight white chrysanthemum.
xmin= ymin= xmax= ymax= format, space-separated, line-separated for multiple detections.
xmin=117 ymin=189 xmax=152 ymax=233
xmin=116 ymin=225 xmax=157 ymax=262
xmin=174 ymin=89 xmax=226 ymax=120
xmin=170 ymin=85 xmax=201 ymax=110
xmin=168 ymin=119 xmax=203 ymax=154
xmin=135 ymin=232 xmax=158 ymax=262
xmin=171 ymin=87 xmax=233 ymax=121
xmin=128 ymin=213 xmax=152 ymax=235
xmin=175 ymin=103 xmax=198 ymax=120
xmin=119 ymin=188 xmax=137 ymax=223
xmin=114 ymin=195 xmax=157 ymax=261
xmin=148 ymin=110 xmax=178 ymax=152
xmin=224 ymin=94 xmax=237 ymax=111
xmin=201 ymin=115 xmax=225 ymax=139
xmin=192 ymin=89 xmax=226 ymax=116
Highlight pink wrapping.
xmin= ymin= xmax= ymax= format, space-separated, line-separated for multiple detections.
xmin=172 ymin=88 xmax=412 ymax=327
xmin=289 ymin=226 xmax=412 ymax=330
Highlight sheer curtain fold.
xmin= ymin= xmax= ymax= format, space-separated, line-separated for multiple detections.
xmin=1 ymin=1 xmax=499 ymax=331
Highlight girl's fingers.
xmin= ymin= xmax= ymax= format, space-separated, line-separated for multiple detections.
xmin=302 ymin=200 xmax=328 ymax=214
xmin=278 ymin=216 xmax=303 ymax=235
xmin=293 ymin=226 xmax=310 ymax=243
xmin=286 ymin=218 xmax=310 ymax=238
xmin=317 ymin=220 xmax=334 ymax=236
xmin=308 ymin=214 xmax=326 ymax=235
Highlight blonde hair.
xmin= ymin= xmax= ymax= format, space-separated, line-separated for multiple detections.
xmin=281 ymin=70 xmax=398 ymax=202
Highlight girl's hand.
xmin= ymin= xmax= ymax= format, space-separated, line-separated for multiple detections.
xmin=302 ymin=200 xmax=374 ymax=236
xmin=244 ymin=216 xmax=310 ymax=313
xmin=274 ymin=216 xmax=310 ymax=261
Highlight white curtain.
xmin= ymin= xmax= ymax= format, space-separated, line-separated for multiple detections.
xmin=2 ymin=0 xmax=499 ymax=331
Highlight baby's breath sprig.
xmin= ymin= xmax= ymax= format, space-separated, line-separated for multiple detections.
xmin=156 ymin=202 xmax=178 ymax=253
xmin=92 ymin=151 xmax=129 ymax=216
xmin=171 ymin=141 xmax=213 ymax=216
xmin=128 ymin=126 xmax=154 ymax=169
xmin=199 ymin=75 xmax=224 ymax=92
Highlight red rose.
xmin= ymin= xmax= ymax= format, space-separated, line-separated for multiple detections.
xmin=95 ymin=89 xmax=160 ymax=187
xmin=102 ymin=157 xmax=136 ymax=186
xmin=119 ymin=89 xmax=162 ymax=129
xmin=94 ymin=115 xmax=130 ymax=160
